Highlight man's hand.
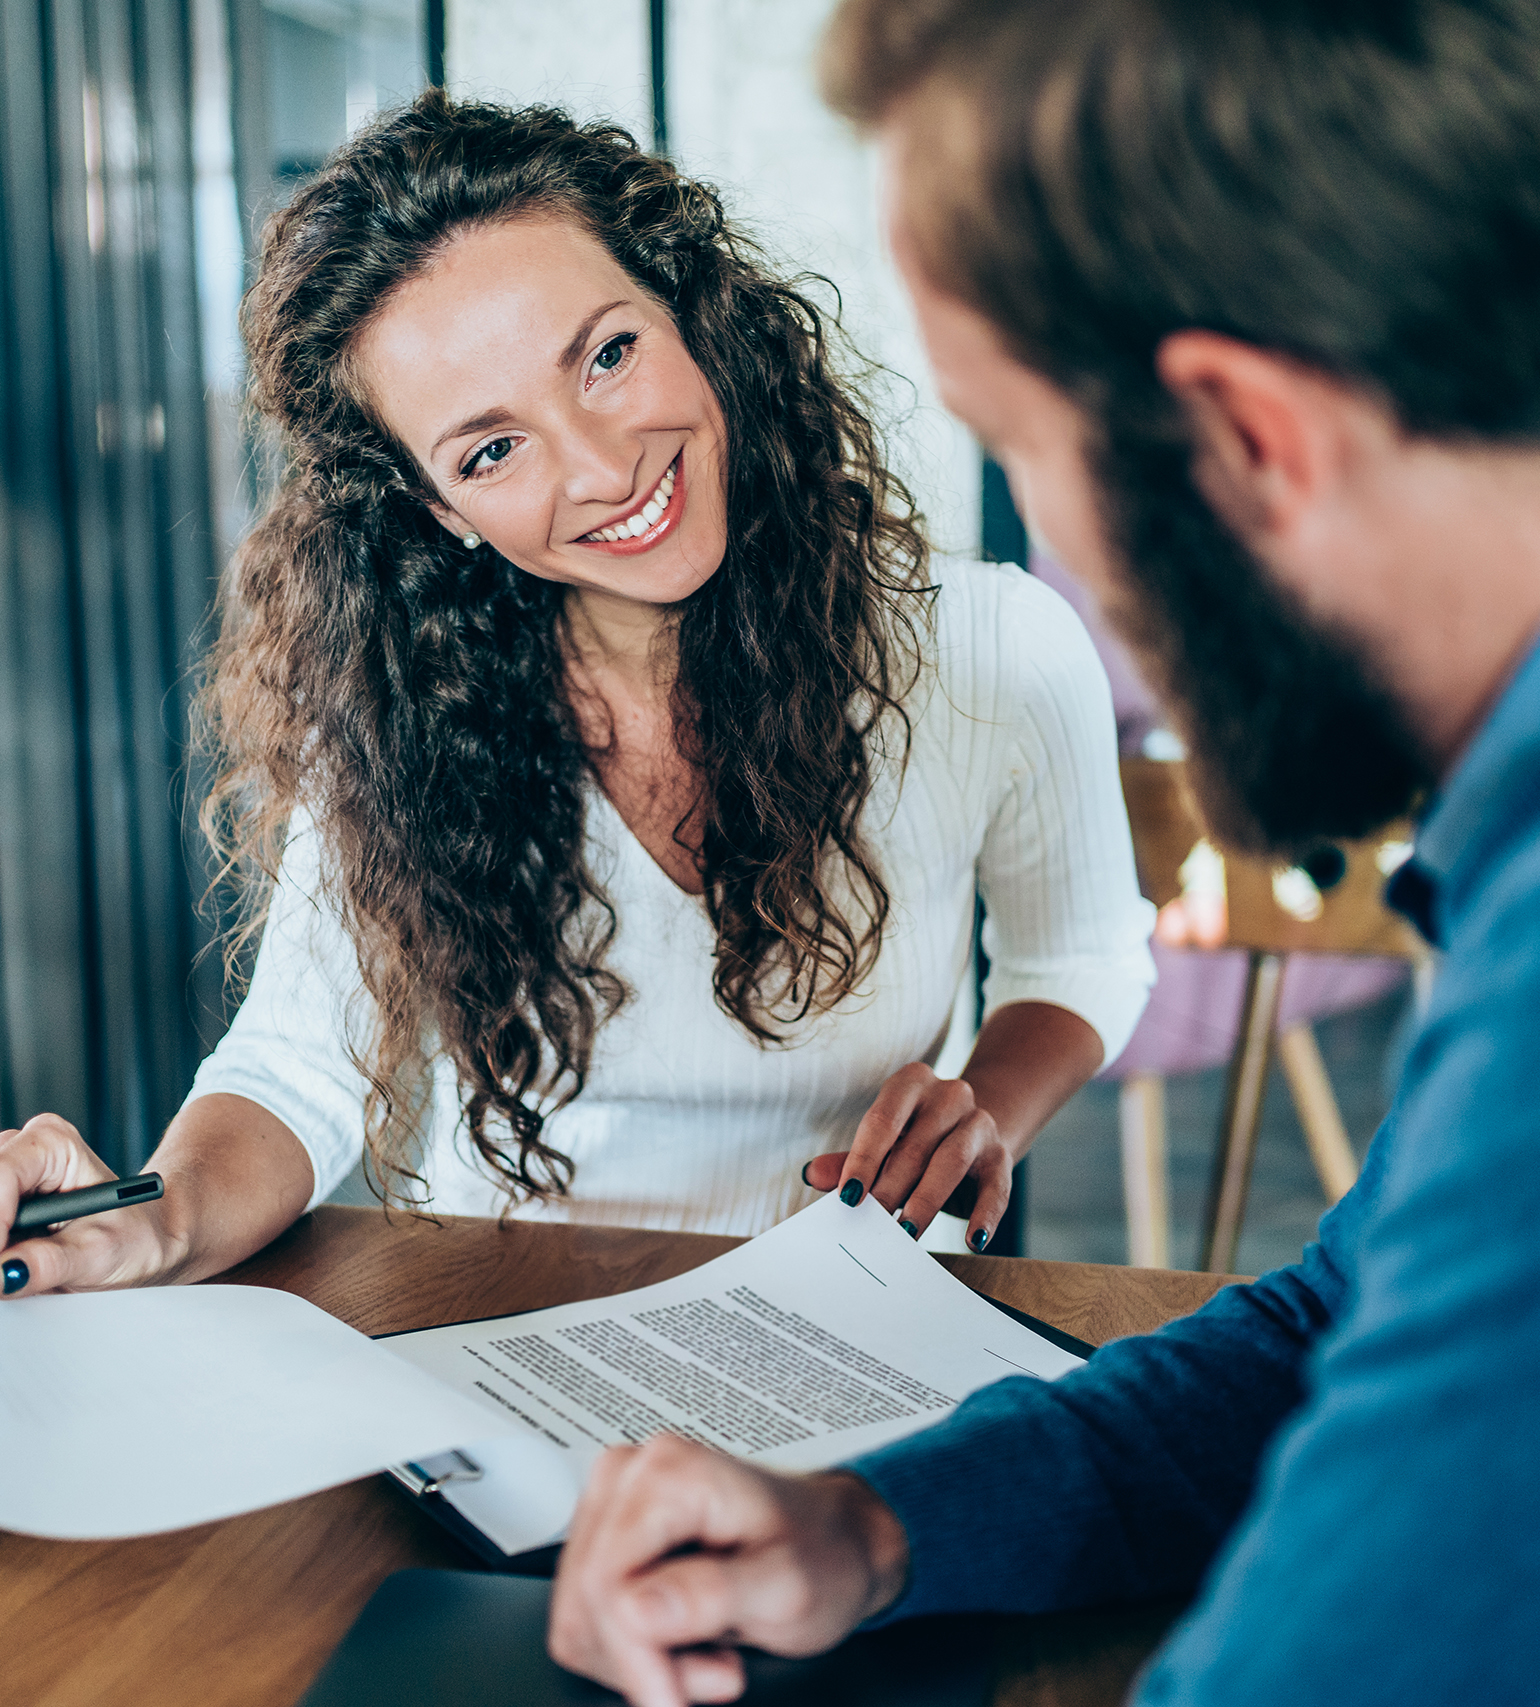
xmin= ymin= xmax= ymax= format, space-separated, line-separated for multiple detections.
xmin=548 ymin=1436 xmax=910 ymax=1707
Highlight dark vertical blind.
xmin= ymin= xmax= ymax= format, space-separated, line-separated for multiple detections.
xmin=0 ymin=0 xmax=221 ymax=1171
xmin=649 ymin=0 xmax=668 ymax=154
xmin=426 ymin=0 xmax=444 ymax=90
xmin=981 ymin=454 xmax=1028 ymax=567
xmin=979 ymin=461 xmax=1030 ymax=1251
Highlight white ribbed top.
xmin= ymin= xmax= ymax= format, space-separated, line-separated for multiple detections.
xmin=186 ymin=562 xmax=1155 ymax=1236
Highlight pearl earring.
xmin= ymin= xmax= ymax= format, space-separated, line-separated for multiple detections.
xmin=461 ymin=532 xmax=482 ymax=549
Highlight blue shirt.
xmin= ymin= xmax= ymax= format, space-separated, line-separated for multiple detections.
xmin=850 ymin=637 xmax=1540 ymax=1704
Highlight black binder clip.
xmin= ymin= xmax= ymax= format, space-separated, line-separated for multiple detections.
xmin=391 ymin=1447 xmax=484 ymax=1498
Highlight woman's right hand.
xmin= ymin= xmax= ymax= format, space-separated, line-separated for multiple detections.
xmin=0 ymin=1114 xmax=186 ymax=1298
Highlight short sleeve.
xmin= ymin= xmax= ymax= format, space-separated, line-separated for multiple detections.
xmin=962 ymin=567 xmax=1155 ymax=1064
xmin=184 ymin=809 xmax=373 ymax=1209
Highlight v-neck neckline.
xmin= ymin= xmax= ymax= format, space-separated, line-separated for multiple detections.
xmin=588 ymin=784 xmax=709 ymax=904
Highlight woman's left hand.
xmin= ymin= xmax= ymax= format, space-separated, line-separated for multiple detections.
xmin=801 ymin=1062 xmax=1015 ymax=1251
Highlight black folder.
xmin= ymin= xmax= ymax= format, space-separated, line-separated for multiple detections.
xmin=301 ymin=1569 xmax=996 ymax=1707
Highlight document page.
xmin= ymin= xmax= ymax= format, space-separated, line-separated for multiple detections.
xmin=385 ymin=1194 xmax=1082 ymax=1552
xmin=0 ymin=1283 xmax=535 ymax=1541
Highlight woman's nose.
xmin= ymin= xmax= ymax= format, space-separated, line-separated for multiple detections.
xmin=559 ymin=432 xmax=641 ymax=507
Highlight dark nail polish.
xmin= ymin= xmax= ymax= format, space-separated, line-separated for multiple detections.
xmin=801 ymin=1161 xmax=815 ymax=1189
xmin=900 ymin=1219 xmax=918 ymax=1239
xmin=839 ymin=1178 xmax=865 ymax=1207
xmin=970 ymin=1227 xmax=991 ymax=1253
xmin=2 ymin=1259 xmax=28 ymax=1296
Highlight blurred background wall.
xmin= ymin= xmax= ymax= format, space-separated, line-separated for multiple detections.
xmin=0 ymin=1 xmax=1014 ymax=1174
xmin=0 ymin=0 xmax=429 ymax=1172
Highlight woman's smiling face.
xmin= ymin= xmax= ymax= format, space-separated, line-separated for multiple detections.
xmin=356 ymin=215 xmax=729 ymax=607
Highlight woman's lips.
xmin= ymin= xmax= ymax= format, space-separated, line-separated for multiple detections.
xmin=574 ymin=455 xmax=686 ymax=556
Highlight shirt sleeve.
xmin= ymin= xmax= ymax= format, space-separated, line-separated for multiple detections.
xmin=965 ymin=568 xmax=1156 ymax=1064
xmin=183 ymin=809 xmax=373 ymax=1209
xmin=847 ymin=1129 xmax=1369 ymax=1617
xmin=1130 ymin=841 xmax=1540 ymax=1706
xmin=853 ymin=841 xmax=1540 ymax=1706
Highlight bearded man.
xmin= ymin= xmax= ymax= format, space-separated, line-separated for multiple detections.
xmin=548 ymin=4 xmax=1540 ymax=1703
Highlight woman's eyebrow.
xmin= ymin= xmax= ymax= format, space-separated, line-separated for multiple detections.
xmin=557 ymin=299 xmax=631 ymax=369
xmin=432 ymin=407 xmax=513 ymax=458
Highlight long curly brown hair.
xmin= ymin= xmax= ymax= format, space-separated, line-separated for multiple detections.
xmin=200 ymin=92 xmax=932 ymax=1207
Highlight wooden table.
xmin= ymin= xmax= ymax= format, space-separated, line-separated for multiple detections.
xmin=0 ymin=1208 xmax=1238 ymax=1707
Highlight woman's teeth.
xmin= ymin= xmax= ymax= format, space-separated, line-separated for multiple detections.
xmin=586 ymin=460 xmax=676 ymax=542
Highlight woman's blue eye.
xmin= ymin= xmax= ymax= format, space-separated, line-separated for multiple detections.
xmin=465 ymin=437 xmax=513 ymax=477
xmin=592 ymin=335 xmax=633 ymax=374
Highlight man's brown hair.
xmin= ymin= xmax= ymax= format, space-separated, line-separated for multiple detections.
xmin=823 ymin=0 xmax=1499 ymax=855
xmin=824 ymin=0 xmax=1540 ymax=440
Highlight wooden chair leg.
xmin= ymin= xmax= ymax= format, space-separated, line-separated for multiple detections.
xmin=1277 ymin=1021 xmax=1359 ymax=1205
xmin=1202 ymin=951 xmax=1286 ymax=1274
xmin=1119 ymin=1073 xmax=1170 ymax=1268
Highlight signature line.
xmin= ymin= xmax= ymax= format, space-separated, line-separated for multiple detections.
xmin=838 ymin=1244 xmax=887 ymax=1287
xmin=982 ymin=1347 xmax=1042 ymax=1376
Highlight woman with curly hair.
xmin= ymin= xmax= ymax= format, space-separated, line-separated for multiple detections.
xmin=0 ymin=93 xmax=1152 ymax=1297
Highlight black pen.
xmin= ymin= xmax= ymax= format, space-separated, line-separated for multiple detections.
xmin=9 ymin=1173 xmax=164 ymax=1240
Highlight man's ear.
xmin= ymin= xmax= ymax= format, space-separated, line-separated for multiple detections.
xmin=1155 ymin=331 xmax=1344 ymax=546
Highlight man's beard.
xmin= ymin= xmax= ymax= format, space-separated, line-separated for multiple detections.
xmin=1091 ymin=418 xmax=1434 ymax=858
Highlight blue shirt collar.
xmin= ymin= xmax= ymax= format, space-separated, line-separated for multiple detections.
xmin=1416 ymin=634 xmax=1540 ymax=884
xmin=1390 ymin=634 xmax=1540 ymax=944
